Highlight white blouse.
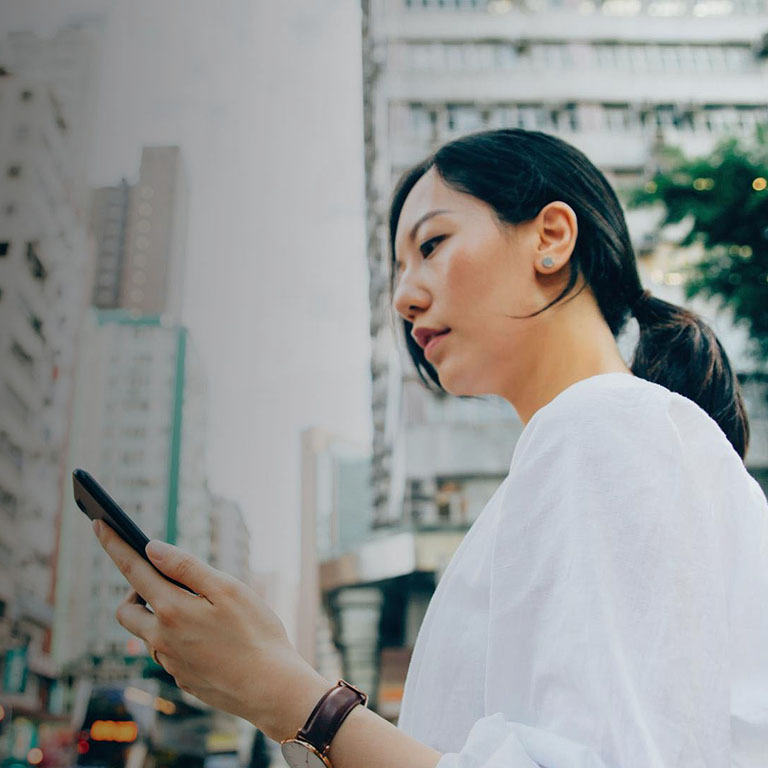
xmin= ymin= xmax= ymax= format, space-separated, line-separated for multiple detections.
xmin=397 ymin=372 xmax=768 ymax=767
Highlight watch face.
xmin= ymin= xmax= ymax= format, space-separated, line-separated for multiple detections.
xmin=281 ymin=739 xmax=332 ymax=768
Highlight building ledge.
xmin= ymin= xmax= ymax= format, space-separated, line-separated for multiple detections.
xmin=319 ymin=526 xmax=469 ymax=591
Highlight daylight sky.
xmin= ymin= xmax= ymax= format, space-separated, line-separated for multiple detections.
xmin=0 ymin=0 xmax=373 ymax=629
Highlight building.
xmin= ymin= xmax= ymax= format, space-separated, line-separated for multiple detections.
xmin=52 ymin=312 xmax=210 ymax=682
xmin=90 ymin=179 xmax=130 ymax=310
xmin=367 ymin=0 xmax=768 ymax=527
xmin=0 ymin=70 xmax=93 ymax=733
xmin=0 ymin=22 xmax=102 ymax=213
xmin=297 ymin=428 xmax=374 ymax=687
xmin=321 ymin=0 xmax=768 ymax=722
xmin=210 ymin=494 xmax=252 ymax=585
xmin=90 ymin=146 xmax=188 ymax=321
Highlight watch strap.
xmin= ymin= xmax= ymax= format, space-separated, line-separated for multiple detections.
xmin=298 ymin=680 xmax=367 ymax=754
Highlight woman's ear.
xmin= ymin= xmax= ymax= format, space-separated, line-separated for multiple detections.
xmin=533 ymin=201 xmax=578 ymax=275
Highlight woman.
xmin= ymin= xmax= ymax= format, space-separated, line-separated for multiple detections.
xmin=93 ymin=129 xmax=768 ymax=767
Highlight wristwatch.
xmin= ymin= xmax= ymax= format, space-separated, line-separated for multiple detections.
xmin=280 ymin=679 xmax=368 ymax=768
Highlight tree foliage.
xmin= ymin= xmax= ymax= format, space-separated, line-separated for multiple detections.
xmin=627 ymin=126 xmax=768 ymax=366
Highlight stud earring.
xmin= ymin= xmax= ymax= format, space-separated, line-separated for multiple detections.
xmin=541 ymin=257 xmax=555 ymax=268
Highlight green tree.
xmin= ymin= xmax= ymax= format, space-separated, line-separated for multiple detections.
xmin=628 ymin=127 xmax=768 ymax=367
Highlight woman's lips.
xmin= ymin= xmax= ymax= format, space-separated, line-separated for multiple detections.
xmin=424 ymin=330 xmax=450 ymax=361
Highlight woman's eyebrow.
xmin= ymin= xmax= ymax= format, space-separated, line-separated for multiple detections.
xmin=408 ymin=209 xmax=453 ymax=242
xmin=394 ymin=209 xmax=454 ymax=274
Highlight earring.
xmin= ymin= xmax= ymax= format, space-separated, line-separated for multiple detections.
xmin=541 ymin=256 xmax=555 ymax=268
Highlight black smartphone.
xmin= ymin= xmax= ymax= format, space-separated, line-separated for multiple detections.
xmin=72 ymin=468 xmax=196 ymax=597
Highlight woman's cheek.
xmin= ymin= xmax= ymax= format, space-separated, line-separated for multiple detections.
xmin=444 ymin=246 xmax=487 ymax=299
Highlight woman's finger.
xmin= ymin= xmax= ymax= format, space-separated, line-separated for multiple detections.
xmin=93 ymin=520 xmax=176 ymax=607
xmin=143 ymin=640 xmax=167 ymax=669
xmin=144 ymin=539 xmax=224 ymax=602
xmin=116 ymin=588 xmax=157 ymax=641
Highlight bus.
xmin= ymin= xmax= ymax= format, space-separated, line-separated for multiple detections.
xmin=74 ymin=679 xmax=213 ymax=768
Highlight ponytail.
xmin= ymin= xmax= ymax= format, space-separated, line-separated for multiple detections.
xmin=630 ymin=294 xmax=750 ymax=460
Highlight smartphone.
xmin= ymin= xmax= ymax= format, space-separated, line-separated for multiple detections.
xmin=72 ymin=468 xmax=196 ymax=597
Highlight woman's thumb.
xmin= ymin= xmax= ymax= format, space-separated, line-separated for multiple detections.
xmin=145 ymin=539 xmax=214 ymax=595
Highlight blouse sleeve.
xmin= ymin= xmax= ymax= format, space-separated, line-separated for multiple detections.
xmin=437 ymin=392 xmax=733 ymax=768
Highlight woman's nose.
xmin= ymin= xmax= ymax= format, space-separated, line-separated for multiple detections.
xmin=393 ymin=272 xmax=431 ymax=322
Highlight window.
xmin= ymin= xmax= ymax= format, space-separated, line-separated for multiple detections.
xmin=446 ymin=104 xmax=483 ymax=133
xmin=0 ymin=241 xmax=9 ymax=257
xmin=10 ymin=341 xmax=34 ymax=374
xmin=1 ymin=384 xmax=30 ymax=424
xmin=0 ymin=483 xmax=19 ymax=518
xmin=604 ymin=103 xmax=632 ymax=131
xmin=436 ymin=480 xmax=466 ymax=523
xmin=0 ymin=431 xmax=23 ymax=471
xmin=26 ymin=241 xmax=47 ymax=281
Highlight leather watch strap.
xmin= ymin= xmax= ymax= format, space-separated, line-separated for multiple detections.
xmin=298 ymin=680 xmax=367 ymax=754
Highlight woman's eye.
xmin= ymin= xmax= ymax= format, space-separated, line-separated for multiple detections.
xmin=419 ymin=235 xmax=445 ymax=258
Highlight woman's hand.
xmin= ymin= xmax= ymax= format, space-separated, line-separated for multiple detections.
xmin=92 ymin=519 xmax=331 ymax=741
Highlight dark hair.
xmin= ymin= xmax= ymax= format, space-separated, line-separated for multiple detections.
xmin=388 ymin=128 xmax=750 ymax=460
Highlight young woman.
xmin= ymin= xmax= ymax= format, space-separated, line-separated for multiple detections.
xmin=93 ymin=129 xmax=768 ymax=767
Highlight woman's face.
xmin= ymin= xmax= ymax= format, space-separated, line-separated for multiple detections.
xmin=392 ymin=167 xmax=576 ymax=400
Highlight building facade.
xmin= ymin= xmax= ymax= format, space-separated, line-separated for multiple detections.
xmin=298 ymin=429 xmax=371 ymax=685
xmin=90 ymin=179 xmax=131 ymax=310
xmin=0 ymin=70 xmax=93 ymax=735
xmin=0 ymin=23 xmax=102 ymax=213
xmin=91 ymin=146 xmax=188 ymax=321
xmin=210 ymin=494 xmax=252 ymax=585
xmin=321 ymin=0 xmax=768 ymax=723
xmin=366 ymin=0 xmax=768 ymax=530
xmin=52 ymin=312 xmax=210 ymax=678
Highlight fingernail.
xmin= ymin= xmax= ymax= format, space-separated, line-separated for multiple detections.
xmin=146 ymin=540 xmax=171 ymax=561
xmin=92 ymin=519 xmax=102 ymax=536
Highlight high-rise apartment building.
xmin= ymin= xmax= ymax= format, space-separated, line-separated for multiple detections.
xmin=121 ymin=147 xmax=188 ymax=319
xmin=364 ymin=0 xmax=768 ymax=529
xmin=0 ymin=25 xmax=100 ymax=736
xmin=90 ymin=179 xmax=130 ymax=309
xmin=52 ymin=312 xmax=210 ymax=679
xmin=312 ymin=0 xmax=768 ymax=723
xmin=52 ymin=140 xmax=216 ymax=694
xmin=210 ymin=494 xmax=252 ymax=585
xmin=0 ymin=23 xmax=102 ymax=212
xmin=91 ymin=147 xmax=188 ymax=321
xmin=298 ymin=428 xmax=369 ymax=682
xmin=0 ymin=69 xmax=93 ymax=725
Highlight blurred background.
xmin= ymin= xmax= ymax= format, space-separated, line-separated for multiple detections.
xmin=0 ymin=0 xmax=767 ymax=766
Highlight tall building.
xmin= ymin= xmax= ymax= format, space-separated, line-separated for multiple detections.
xmin=90 ymin=147 xmax=188 ymax=321
xmin=317 ymin=0 xmax=768 ymax=722
xmin=365 ymin=0 xmax=768 ymax=530
xmin=52 ymin=144 xmax=198 ymax=682
xmin=0 ymin=23 xmax=100 ymax=763
xmin=297 ymin=429 xmax=369 ymax=684
xmin=49 ymin=141 xmax=219 ymax=743
xmin=0 ymin=23 xmax=102 ymax=213
xmin=52 ymin=312 xmax=210 ymax=680
xmin=0 ymin=69 xmax=93 ymax=730
xmin=209 ymin=494 xmax=252 ymax=585
xmin=90 ymin=179 xmax=130 ymax=309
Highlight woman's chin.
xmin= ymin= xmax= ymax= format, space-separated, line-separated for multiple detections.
xmin=438 ymin=369 xmax=490 ymax=398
